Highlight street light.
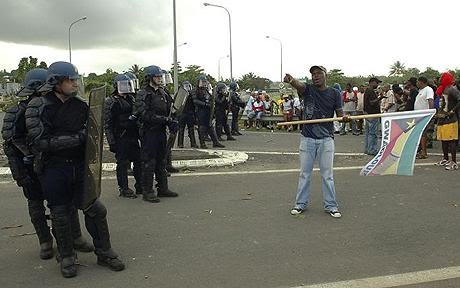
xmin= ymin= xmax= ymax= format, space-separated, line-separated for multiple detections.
xmin=203 ymin=3 xmax=233 ymax=80
xmin=68 ymin=16 xmax=87 ymax=63
xmin=265 ymin=35 xmax=283 ymax=82
xmin=173 ymin=0 xmax=179 ymax=93
xmin=178 ymin=42 xmax=187 ymax=47
xmin=218 ymin=55 xmax=229 ymax=81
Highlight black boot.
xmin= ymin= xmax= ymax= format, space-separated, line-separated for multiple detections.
xmin=141 ymin=159 xmax=160 ymax=202
xmin=50 ymin=205 xmax=77 ymax=278
xmin=118 ymin=187 xmax=138 ymax=198
xmin=156 ymin=176 xmax=178 ymax=198
xmin=224 ymin=124 xmax=236 ymax=141
xmin=177 ymin=127 xmax=185 ymax=148
xmin=28 ymin=200 xmax=54 ymax=260
xmin=209 ymin=127 xmax=225 ymax=148
xmin=198 ymin=126 xmax=208 ymax=149
xmin=133 ymin=161 xmax=143 ymax=195
xmin=69 ymin=207 xmax=95 ymax=252
xmin=188 ymin=125 xmax=198 ymax=148
xmin=83 ymin=200 xmax=125 ymax=272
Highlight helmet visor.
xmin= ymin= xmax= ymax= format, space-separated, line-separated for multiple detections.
xmin=182 ymin=82 xmax=192 ymax=92
xmin=117 ymin=79 xmax=135 ymax=94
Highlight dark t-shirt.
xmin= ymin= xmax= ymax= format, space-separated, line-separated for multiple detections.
xmin=363 ymin=88 xmax=380 ymax=114
xmin=405 ymin=87 xmax=418 ymax=111
xmin=300 ymin=84 xmax=341 ymax=139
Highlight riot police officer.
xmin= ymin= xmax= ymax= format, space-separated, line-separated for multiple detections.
xmin=25 ymin=61 xmax=125 ymax=277
xmin=104 ymin=74 xmax=141 ymax=198
xmin=2 ymin=68 xmax=93 ymax=261
xmin=177 ymin=81 xmax=198 ymax=148
xmin=229 ymin=82 xmax=245 ymax=135
xmin=215 ymin=82 xmax=236 ymax=141
xmin=191 ymin=75 xmax=224 ymax=149
xmin=133 ymin=65 xmax=178 ymax=203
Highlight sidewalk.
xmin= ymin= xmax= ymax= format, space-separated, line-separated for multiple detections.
xmin=0 ymin=148 xmax=249 ymax=176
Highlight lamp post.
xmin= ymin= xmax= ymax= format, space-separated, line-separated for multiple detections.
xmin=218 ymin=55 xmax=229 ymax=81
xmin=203 ymin=3 xmax=233 ymax=80
xmin=173 ymin=0 xmax=179 ymax=93
xmin=68 ymin=16 xmax=87 ymax=63
xmin=265 ymin=35 xmax=283 ymax=82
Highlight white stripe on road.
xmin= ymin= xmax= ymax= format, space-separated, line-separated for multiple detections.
xmin=244 ymin=151 xmax=443 ymax=156
xmin=290 ymin=266 xmax=460 ymax=288
xmin=0 ymin=163 xmax=441 ymax=185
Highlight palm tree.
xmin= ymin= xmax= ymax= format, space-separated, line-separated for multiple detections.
xmin=129 ymin=64 xmax=143 ymax=79
xmin=389 ymin=61 xmax=406 ymax=77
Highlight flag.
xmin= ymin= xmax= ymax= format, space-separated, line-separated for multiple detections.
xmin=360 ymin=109 xmax=436 ymax=176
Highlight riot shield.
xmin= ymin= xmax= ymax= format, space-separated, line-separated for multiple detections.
xmin=170 ymin=82 xmax=192 ymax=118
xmin=81 ymin=85 xmax=105 ymax=210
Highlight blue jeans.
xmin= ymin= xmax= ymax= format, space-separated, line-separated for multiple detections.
xmin=294 ymin=136 xmax=339 ymax=211
xmin=364 ymin=118 xmax=379 ymax=155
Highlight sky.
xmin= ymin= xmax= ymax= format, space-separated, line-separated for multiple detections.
xmin=1 ymin=0 xmax=460 ymax=82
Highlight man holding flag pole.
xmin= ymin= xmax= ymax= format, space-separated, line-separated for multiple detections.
xmin=280 ymin=66 xmax=436 ymax=218
xmin=283 ymin=66 xmax=349 ymax=218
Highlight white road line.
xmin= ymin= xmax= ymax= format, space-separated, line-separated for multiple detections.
xmin=244 ymin=151 xmax=443 ymax=156
xmin=291 ymin=266 xmax=460 ymax=288
xmin=0 ymin=163 xmax=440 ymax=185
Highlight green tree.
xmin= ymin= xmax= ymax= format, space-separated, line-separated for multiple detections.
xmin=389 ymin=61 xmax=406 ymax=77
xmin=327 ymin=69 xmax=345 ymax=88
xmin=14 ymin=56 xmax=39 ymax=83
xmin=420 ymin=67 xmax=440 ymax=83
xmin=237 ymin=72 xmax=271 ymax=91
xmin=38 ymin=61 xmax=48 ymax=69
xmin=128 ymin=64 xmax=143 ymax=80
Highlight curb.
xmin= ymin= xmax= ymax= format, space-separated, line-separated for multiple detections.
xmin=0 ymin=149 xmax=248 ymax=175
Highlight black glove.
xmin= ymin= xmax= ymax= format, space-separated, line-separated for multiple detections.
xmin=109 ymin=144 xmax=117 ymax=153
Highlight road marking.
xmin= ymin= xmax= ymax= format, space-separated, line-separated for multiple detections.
xmin=0 ymin=162 xmax=438 ymax=184
xmin=290 ymin=266 xmax=460 ymax=288
xmin=244 ymin=151 xmax=443 ymax=156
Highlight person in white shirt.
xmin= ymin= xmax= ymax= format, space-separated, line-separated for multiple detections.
xmin=356 ymin=85 xmax=365 ymax=133
xmin=415 ymin=76 xmax=434 ymax=159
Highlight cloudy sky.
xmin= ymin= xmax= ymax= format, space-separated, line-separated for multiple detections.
xmin=1 ymin=0 xmax=460 ymax=81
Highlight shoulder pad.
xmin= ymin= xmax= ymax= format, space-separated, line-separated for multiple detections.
xmin=1 ymin=106 xmax=20 ymax=141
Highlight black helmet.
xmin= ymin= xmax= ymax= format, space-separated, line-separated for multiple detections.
xmin=46 ymin=61 xmax=80 ymax=86
xmin=17 ymin=68 xmax=48 ymax=97
xmin=216 ymin=82 xmax=228 ymax=94
xmin=229 ymin=81 xmax=239 ymax=91
xmin=196 ymin=74 xmax=208 ymax=88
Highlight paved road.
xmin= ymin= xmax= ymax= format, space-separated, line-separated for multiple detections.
xmin=1 ymin=130 xmax=459 ymax=288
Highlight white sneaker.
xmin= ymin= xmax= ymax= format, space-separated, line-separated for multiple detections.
xmin=290 ymin=208 xmax=304 ymax=215
xmin=325 ymin=209 xmax=342 ymax=218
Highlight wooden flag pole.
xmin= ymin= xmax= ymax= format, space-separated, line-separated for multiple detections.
xmin=277 ymin=113 xmax=387 ymax=126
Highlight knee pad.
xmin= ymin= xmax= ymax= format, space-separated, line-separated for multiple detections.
xmin=83 ymin=200 xmax=107 ymax=219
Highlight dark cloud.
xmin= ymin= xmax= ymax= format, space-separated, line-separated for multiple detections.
xmin=0 ymin=0 xmax=171 ymax=50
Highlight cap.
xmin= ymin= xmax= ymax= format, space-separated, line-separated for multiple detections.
xmin=309 ymin=65 xmax=327 ymax=74
xmin=369 ymin=77 xmax=382 ymax=83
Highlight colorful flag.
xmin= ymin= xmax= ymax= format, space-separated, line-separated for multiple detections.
xmin=360 ymin=109 xmax=436 ymax=176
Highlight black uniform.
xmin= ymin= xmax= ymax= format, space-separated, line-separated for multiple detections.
xmin=2 ymin=99 xmax=53 ymax=258
xmin=215 ymin=90 xmax=236 ymax=141
xmin=177 ymin=95 xmax=197 ymax=148
xmin=230 ymin=90 xmax=245 ymax=134
xmin=104 ymin=93 xmax=141 ymax=197
xmin=133 ymin=84 xmax=177 ymax=202
xmin=2 ymin=96 xmax=93 ymax=260
xmin=25 ymin=92 xmax=124 ymax=276
xmin=191 ymin=87 xmax=224 ymax=148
